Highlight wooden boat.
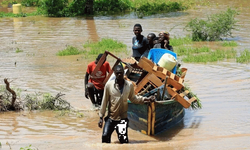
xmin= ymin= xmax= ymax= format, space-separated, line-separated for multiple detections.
xmin=127 ymin=100 xmax=184 ymax=135
xmin=91 ymin=51 xmax=196 ymax=135
xmin=125 ymin=54 xmax=193 ymax=135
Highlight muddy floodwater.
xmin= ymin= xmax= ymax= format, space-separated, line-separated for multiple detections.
xmin=1 ymin=0 xmax=250 ymax=149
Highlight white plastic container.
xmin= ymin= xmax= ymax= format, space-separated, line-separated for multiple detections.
xmin=13 ymin=4 xmax=22 ymax=14
xmin=158 ymin=53 xmax=177 ymax=71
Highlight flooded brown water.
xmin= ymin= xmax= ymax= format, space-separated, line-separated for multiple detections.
xmin=1 ymin=0 xmax=250 ymax=149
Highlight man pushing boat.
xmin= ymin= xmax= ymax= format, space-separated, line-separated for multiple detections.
xmin=98 ymin=65 xmax=155 ymax=143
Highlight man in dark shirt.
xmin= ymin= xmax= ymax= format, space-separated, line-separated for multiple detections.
xmin=132 ymin=24 xmax=150 ymax=61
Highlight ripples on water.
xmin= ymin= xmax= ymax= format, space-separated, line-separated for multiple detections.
xmin=0 ymin=0 xmax=250 ymax=149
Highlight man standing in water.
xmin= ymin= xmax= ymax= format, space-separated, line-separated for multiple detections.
xmin=85 ymin=54 xmax=111 ymax=108
xmin=98 ymin=65 xmax=155 ymax=143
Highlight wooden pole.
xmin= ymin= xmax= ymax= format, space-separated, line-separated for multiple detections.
xmin=161 ymin=76 xmax=168 ymax=100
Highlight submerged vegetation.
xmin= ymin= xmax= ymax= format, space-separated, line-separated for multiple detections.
xmin=182 ymin=49 xmax=237 ymax=63
xmin=24 ymin=92 xmax=71 ymax=111
xmin=83 ymin=38 xmax=127 ymax=55
xmin=56 ymin=45 xmax=84 ymax=56
xmin=236 ymin=49 xmax=250 ymax=63
xmin=0 ymin=82 xmax=70 ymax=111
xmin=0 ymin=79 xmax=83 ymax=117
xmin=15 ymin=47 xmax=23 ymax=53
xmin=171 ymin=36 xmax=250 ymax=63
xmin=57 ymin=38 xmax=127 ymax=56
xmin=221 ymin=41 xmax=238 ymax=47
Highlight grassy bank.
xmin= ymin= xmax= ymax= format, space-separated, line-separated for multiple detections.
xmin=0 ymin=0 xmax=206 ymax=18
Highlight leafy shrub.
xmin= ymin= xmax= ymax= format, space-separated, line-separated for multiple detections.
xmin=21 ymin=0 xmax=40 ymax=7
xmin=68 ymin=0 xmax=86 ymax=16
xmin=185 ymin=8 xmax=239 ymax=41
xmin=135 ymin=1 xmax=186 ymax=17
xmin=94 ymin=0 xmax=132 ymax=14
xmin=38 ymin=0 xmax=69 ymax=17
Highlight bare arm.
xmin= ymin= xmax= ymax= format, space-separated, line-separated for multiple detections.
xmin=84 ymin=72 xmax=89 ymax=98
xmin=84 ymin=72 xmax=89 ymax=88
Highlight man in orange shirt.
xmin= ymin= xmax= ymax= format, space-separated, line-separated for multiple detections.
xmin=85 ymin=54 xmax=111 ymax=108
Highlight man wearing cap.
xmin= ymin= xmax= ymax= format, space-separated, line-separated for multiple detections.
xmin=84 ymin=53 xmax=111 ymax=108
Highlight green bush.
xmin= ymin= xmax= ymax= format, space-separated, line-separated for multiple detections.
xmin=94 ymin=0 xmax=132 ymax=14
xmin=185 ymin=8 xmax=239 ymax=41
xmin=68 ymin=0 xmax=86 ymax=16
xmin=38 ymin=0 xmax=69 ymax=17
xmin=21 ymin=0 xmax=40 ymax=7
xmin=134 ymin=1 xmax=186 ymax=17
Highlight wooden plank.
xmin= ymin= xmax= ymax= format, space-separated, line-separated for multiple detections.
xmin=138 ymin=57 xmax=184 ymax=91
xmin=180 ymin=68 xmax=187 ymax=79
xmin=135 ymin=73 xmax=163 ymax=94
xmin=151 ymin=102 xmax=155 ymax=135
xmin=167 ymin=87 xmax=192 ymax=108
xmin=103 ymin=59 xmax=120 ymax=85
xmin=147 ymin=74 xmax=163 ymax=87
xmin=188 ymin=97 xmax=197 ymax=103
xmin=135 ymin=74 xmax=151 ymax=94
xmin=147 ymin=104 xmax=152 ymax=135
xmin=91 ymin=52 xmax=108 ymax=76
xmin=179 ymin=90 xmax=189 ymax=97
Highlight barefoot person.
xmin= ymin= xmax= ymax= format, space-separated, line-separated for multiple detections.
xmin=98 ymin=65 xmax=155 ymax=143
xmin=85 ymin=54 xmax=111 ymax=108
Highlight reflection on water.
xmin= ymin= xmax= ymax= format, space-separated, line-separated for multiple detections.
xmin=1 ymin=0 xmax=250 ymax=149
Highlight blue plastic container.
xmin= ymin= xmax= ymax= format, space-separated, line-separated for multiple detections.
xmin=147 ymin=48 xmax=177 ymax=74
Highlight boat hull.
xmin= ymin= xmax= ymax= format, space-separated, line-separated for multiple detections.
xmin=127 ymin=100 xmax=184 ymax=135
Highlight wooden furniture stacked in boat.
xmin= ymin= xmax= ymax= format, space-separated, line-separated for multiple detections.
xmin=91 ymin=51 xmax=197 ymax=135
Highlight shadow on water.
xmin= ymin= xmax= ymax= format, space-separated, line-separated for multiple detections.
xmin=84 ymin=16 xmax=100 ymax=42
xmin=151 ymin=109 xmax=203 ymax=141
